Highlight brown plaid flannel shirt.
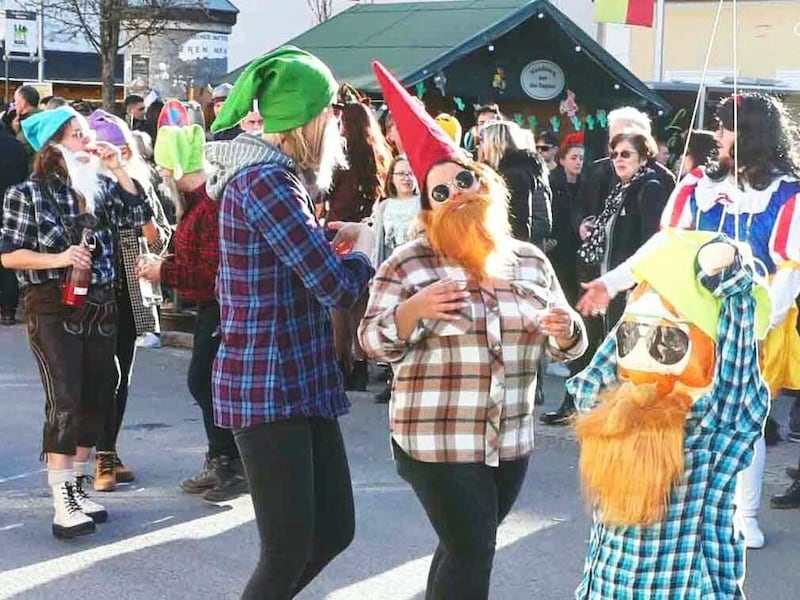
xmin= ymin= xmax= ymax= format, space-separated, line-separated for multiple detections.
xmin=358 ymin=238 xmax=587 ymax=466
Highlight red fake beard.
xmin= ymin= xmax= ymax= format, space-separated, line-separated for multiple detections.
xmin=419 ymin=191 xmax=499 ymax=278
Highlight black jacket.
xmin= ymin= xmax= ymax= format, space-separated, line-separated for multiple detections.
xmin=604 ymin=167 xmax=670 ymax=273
xmin=576 ymin=157 xmax=675 ymax=230
xmin=548 ymin=166 xmax=581 ymax=303
xmin=497 ymin=149 xmax=552 ymax=246
xmin=0 ymin=128 xmax=29 ymax=195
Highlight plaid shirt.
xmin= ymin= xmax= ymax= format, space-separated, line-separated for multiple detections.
xmin=213 ymin=162 xmax=373 ymax=429
xmin=358 ymin=239 xmax=587 ymax=467
xmin=566 ymin=262 xmax=768 ymax=599
xmin=160 ymin=185 xmax=218 ymax=306
xmin=0 ymin=175 xmax=151 ymax=287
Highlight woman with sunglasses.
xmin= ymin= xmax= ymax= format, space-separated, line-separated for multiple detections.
xmin=541 ymin=131 xmax=669 ymax=427
xmin=358 ymin=61 xmax=587 ymax=600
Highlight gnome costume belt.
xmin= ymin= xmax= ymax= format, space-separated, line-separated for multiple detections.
xmin=571 ymin=229 xmax=770 ymax=527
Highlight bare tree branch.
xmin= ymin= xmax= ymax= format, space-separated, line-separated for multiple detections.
xmin=39 ymin=0 xmax=208 ymax=110
xmin=306 ymin=0 xmax=333 ymax=25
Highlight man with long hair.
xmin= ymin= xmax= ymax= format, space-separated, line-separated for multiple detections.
xmin=0 ymin=107 xmax=152 ymax=538
xmin=206 ymin=46 xmax=375 ymax=598
xmin=579 ymin=93 xmax=800 ymax=549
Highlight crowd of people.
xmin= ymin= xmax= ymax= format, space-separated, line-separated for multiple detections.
xmin=1 ymin=44 xmax=800 ymax=599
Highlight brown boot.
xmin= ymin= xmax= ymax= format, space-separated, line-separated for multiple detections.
xmin=114 ymin=454 xmax=135 ymax=483
xmin=94 ymin=452 xmax=117 ymax=492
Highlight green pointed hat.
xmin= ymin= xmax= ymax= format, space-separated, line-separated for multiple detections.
xmin=630 ymin=228 xmax=772 ymax=340
xmin=211 ymin=45 xmax=338 ymax=134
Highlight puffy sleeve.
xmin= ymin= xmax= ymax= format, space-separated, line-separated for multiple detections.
xmin=659 ymin=168 xmax=702 ymax=230
xmin=768 ymin=188 xmax=800 ymax=326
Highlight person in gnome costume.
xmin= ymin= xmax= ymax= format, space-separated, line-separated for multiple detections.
xmin=579 ymin=93 xmax=800 ymax=549
xmin=358 ymin=61 xmax=587 ymax=600
xmin=87 ymin=109 xmax=171 ymax=492
xmin=0 ymin=106 xmax=152 ymax=538
xmin=206 ymin=46 xmax=375 ymax=598
xmin=568 ymin=229 xmax=771 ymax=599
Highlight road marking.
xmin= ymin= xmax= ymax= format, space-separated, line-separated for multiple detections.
xmin=0 ymin=496 xmax=255 ymax=599
xmin=0 ymin=523 xmax=24 ymax=531
xmin=325 ymin=512 xmax=557 ymax=600
xmin=0 ymin=468 xmax=46 ymax=485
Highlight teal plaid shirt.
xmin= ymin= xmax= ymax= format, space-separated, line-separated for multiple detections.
xmin=567 ymin=255 xmax=769 ymax=599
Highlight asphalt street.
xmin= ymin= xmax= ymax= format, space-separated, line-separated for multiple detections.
xmin=1 ymin=321 xmax=799 ymax=599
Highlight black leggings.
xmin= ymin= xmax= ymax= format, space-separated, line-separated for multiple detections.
xmin=97 ymin=289 xmax=137 ymax=452
xmin=234 ymin=417 xmax=355 ymax=599
xmin=393 ymin=441 xmax=530 ymax=600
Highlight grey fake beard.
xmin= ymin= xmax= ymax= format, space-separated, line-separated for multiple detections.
xmin=55 ymin=145 xmax=102 ymax=214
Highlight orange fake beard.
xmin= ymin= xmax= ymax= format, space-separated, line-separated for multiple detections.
xmin=574 ymin=382 xmax=693 ymax=527
xmin=419 ymin=191 xmax=500 ymax=278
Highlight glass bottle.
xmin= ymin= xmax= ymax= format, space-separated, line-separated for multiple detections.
xmin=138 ymin=236 xmax=163 ymax=307
xmin=62 ymin=229 xmax=94 ymax=307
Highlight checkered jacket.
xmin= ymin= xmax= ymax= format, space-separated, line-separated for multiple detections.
xmin=116 ymin=181 xmax=171 ymax=335
xmin=358 ymin=238 xmax=587 ymax=467
xmin=0 ymin=174 xmax=151 ymax=287
xmin=566 ymin=261 xmax=769 ymax=599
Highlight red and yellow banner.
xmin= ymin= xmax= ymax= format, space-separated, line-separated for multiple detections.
xmin=594 ymin=0 xmax=655 ymax=28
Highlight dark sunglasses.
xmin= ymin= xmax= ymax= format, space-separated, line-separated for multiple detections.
xmin=536 ymin=145 xmax=552 ymax=152
xmin=430 ymin=170 xmax=478 ymax=203
xmin=616 ymin=321 xmax=690 ymax=366
xmin=609 ymin=150 xmax=638 ymax=160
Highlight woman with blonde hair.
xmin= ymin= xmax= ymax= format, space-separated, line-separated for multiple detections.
xmin=205 ymin=47 xmax=375 ymax=598
xmin=478 ymin=120 xmax=552 ymax=249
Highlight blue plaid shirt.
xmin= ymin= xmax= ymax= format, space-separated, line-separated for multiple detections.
xmin=567 ymin=261 xmax=769 ymax=599
xmin=213 ymin=161 xmax=373 ymax=429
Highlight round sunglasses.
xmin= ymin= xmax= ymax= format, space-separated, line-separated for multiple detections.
xmin=430 ymin=169 xmax=478 ymax=203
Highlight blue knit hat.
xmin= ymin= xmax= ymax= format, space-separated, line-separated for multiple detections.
xmin=21 ymin=106 xmax=81 ymax=152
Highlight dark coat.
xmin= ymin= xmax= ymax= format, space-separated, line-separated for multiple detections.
xmin=0 ymin=128 xmax=29 ymax=194
xmin=548 ymin=166 xmax=581 ymax=304
xmin=497 ymin=149 xmax=552 ymax=246
xmin=576 ymin=157 xmax=675 ymax=229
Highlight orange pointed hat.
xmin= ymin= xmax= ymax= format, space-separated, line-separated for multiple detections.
xmin=372 ymin=61 xmax=462 ymax=187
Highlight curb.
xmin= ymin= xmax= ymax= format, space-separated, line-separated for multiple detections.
xmin=160 ymin=330 xmax=194 ymax=349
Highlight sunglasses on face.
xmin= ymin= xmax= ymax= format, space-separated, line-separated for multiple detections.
xmin=430 ymin=169 xmax=478 ymax=203
xmin=536 ymin=145 xmax=552 ymax=152
xmin=609 ymin=149 xmax=638 ymax=160
xmin=616 ymin=321 xmax=690 ymax=366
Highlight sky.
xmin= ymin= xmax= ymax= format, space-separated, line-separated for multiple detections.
xmin=227 ymin=1 xmax=599 ymax=73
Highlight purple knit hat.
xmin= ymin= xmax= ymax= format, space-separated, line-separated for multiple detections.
xmin=87 ymin=109 xmax=132 ymax=147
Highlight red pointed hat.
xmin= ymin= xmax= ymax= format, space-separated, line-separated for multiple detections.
xmin=372 ymin=60 xmax=462 ymax=188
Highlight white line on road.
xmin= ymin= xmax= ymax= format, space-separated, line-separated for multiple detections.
xmin=0 ymin=468 xmax=46 ymax=485
xmin=325 ymin=512 xmax=557 ymax=600
xmin=0 ymin=496 xmax=255 ymax=599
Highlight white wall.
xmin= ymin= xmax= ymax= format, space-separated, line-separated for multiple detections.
xmin=228 ymin=0 xmax=598 ymax=72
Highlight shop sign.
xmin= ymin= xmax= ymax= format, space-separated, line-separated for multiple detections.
xmin=520 ymin=60 xmax=565 ymax=101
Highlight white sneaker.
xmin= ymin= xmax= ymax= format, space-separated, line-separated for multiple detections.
xmin=52 ymin=481 xmax=95 ymax=539
xmin=136 ymin=332 xmax=162 ymax=349
xmin=545 ymin=362 xmax=571 ymax=378
xmin=74 ymin=476 xmax=108 ymax=523
xmin=734 ymin=515 xmax=765 ymax=549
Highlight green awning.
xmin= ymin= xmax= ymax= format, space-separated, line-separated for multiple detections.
xmin=223 ymin=0 xmax=668 ymax=111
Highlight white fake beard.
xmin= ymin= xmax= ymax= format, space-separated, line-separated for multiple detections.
xmin=315 ymin=118 xmax=347 ymax=193
xmin=56 ymin=145 xmax=102 ymax=214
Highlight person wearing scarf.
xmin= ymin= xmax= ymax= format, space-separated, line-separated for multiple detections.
xmin=541 ymin=130 xmax=669 ymax=426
